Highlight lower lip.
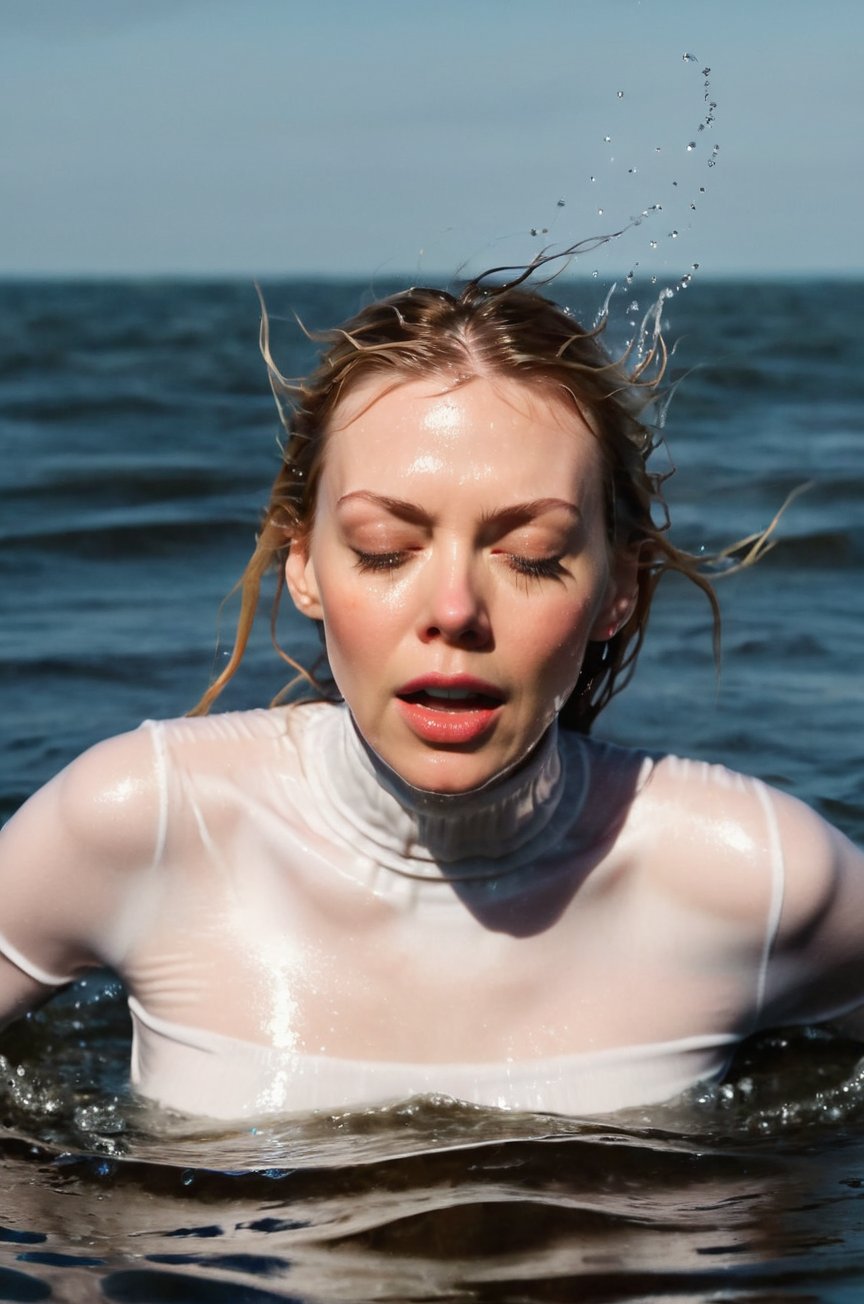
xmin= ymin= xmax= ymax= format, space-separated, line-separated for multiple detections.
xmin=394 ymin=696 xmax=503 ymax=745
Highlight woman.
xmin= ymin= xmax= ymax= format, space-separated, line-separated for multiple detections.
xmin=1 ymin=280 xmax=862 ymax=1120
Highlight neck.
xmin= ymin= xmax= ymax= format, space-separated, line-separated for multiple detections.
xmin=305 ymin=705 xmax=577 ymax=881
xmin=351 ymin=713 xmax=553 ymax=807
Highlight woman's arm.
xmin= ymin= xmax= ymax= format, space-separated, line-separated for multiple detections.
xmin=759 ymin=784 xmax=864 ymax=1032
xmin=0 ymin=725 xmax=165 ymax=1027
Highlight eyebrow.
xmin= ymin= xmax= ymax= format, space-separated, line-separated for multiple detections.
xmin=480 ymin=498 xmax=583 ymax=528
xmin=337 ymin=491 xmax=431 ymax=524
xmin=337 ymin=490 xmax=582 ymax=526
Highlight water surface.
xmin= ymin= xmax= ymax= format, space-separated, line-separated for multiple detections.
xmin=0 ymin=277 xmax=862 ymax=1301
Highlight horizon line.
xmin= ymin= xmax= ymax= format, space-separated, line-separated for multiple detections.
xmin=2 ymin=268 xmax=862 ymax=284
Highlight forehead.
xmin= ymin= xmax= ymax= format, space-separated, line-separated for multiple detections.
xmin=322 ymin=373 xmax=604 ymax=500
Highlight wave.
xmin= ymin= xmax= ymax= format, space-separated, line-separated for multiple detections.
xmin=758 ymin=529 xmax=863 ymax=569
xmin=2 ymin=984 xmax=864 ymax=1301
xmin=0 ymin=515 xmax=255 ymax=555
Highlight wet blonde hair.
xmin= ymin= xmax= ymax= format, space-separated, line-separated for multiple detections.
xmin=191 ymin=277 xmax=767 ymax=731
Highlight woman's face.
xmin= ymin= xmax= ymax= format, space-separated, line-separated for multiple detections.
xmin=286 ymin=373 xmax=636 ymax=793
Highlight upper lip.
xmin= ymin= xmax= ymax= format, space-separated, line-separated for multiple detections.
xmin=396 ymin=674 xmax=506 ymax=702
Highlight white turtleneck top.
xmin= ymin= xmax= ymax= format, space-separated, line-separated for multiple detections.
xmin=1 ymin=702 xmax=863 ymax=1120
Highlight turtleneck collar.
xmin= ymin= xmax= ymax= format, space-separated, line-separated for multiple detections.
xmin=304 ymin=705 xmax=584 ymax=880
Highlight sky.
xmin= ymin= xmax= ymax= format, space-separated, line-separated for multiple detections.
xmin=3 ymin=0 xmax=863 ymax=279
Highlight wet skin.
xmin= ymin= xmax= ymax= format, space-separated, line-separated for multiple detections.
xmin=286 ymin=374 xmax=636 ymax=793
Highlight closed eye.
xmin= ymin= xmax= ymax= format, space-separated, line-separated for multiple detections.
xmin=352 ymin=548 xmax=409 ymax=573
xmin=506 ymin=554 xmax=566 ymax=581
xmin=353 ymin=548 xmax=566 ymax=581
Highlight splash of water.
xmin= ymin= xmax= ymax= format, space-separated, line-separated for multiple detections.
xmin=511 ymin=50 xmax=721 ymax=331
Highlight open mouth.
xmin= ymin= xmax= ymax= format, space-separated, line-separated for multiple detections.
xmin=394 ymin=679 xmax=506 ymax=743
xmin=398 ymin=686 xmax=503 ymax=712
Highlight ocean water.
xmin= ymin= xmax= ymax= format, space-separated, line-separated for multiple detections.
xmin=0 ymin=276 xmax=862 ymax=1301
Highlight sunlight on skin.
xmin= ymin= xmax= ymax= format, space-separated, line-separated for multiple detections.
xmin=286 ymin=374 xmax=636 ymax=793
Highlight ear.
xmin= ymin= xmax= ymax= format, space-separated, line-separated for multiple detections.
xmin=589 ymin=545 xmax=640 ymax=641
xmin=284 ymin=537 xmax=325 ymax=622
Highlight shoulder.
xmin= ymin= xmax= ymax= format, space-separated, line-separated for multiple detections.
xmin=0 ymin=725 xmax=165 ymax=976
xmin=5 ymin=723 xmax=166 ymax=873
xmin=4 ymin=703 xmax=329 ymax=860
xmin=592 ymin=748 xmax=798 ymax=926
xmin=633 ymin=751 xmax=776 ymax=846
xmin=145 ymin=701 xmax=334 ymax=782
xmin=148 ymin=700 xmax=331 ymax=750
xmin=631 ymin=752 xmax=863 ymax=941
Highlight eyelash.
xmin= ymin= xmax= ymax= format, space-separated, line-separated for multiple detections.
xmin=507 ymin=554 xmax=564 ymax=580
xmin=351 ymin=549 xmax=564 ymax=580
xmin=352 ymin=549 xmax=407 ymax=573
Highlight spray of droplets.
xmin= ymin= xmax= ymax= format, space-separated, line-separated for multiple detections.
xmin=516 ymin=51 xmax=720 ymax=369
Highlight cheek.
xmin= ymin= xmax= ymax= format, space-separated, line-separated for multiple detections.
xmin=529 ymin=595 xmax=598 ymax=674
xmin=315 ymin=572 xmax=405 ymax=679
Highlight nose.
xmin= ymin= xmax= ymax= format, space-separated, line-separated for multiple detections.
xmin=418 ymin=548 xmax=492 ymax=649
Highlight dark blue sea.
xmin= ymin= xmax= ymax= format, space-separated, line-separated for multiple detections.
xmin=0 ymin=277 xmax=862 ymax=1301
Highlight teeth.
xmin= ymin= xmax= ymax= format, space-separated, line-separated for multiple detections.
xmin=424 ymin=687 xmax=477 ymax=700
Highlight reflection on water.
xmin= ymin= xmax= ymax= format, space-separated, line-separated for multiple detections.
xmin=3 ymin=975 xmax=864 ymax=1300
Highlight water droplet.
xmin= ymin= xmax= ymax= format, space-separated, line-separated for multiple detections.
xmin=628 ymin=300 xmax=639 ymax=312
xmin=557 ymin=198 xmax=566 ymax=207
xmin=669 ymin=230 xmax=679 ymax=238
xmin=628 ymin=167 xmax=637 ymax=174
xmin=702 ymin=66 xmax=711 ymax=77
xmin=597 ymin=208 xmax=604 ymax=215
xmin=690 ymin=203 xmax=696 ymax=210
xmin=672 ymin=180 xmax=678 ymax=186
xmin=650 ymin=275 xmax=657 ymax=284
xmin=649 ymin=240 xmax=658 ymax=249
xmin=592 ymin=270 xmax=599 ymax=278
xmin=590 ymin=175 xmax=596 ymax=183
xmin=603 ymin=135 xmax=612 ymax=143
xmin=686 ymin=142 xmax=696 ymax=151
xmin=699 ymin=186 xmax=706 ymax=192
xmin=679 ymin=275 xmax=692 ymax=289
xmin=655 ymin=145 xmax=662 ymax=152
xmin=682 ymin=51 xmax=698 ymax=62
xmin=617 ymin=90 xmax=624 ymax=98
xmin=691 ymin=262 xmax=700 ymax=270
xmin=712 ymin=144 xmax=720 ymax=153
xmin=530 ymin=228 xmax=538 ymax=236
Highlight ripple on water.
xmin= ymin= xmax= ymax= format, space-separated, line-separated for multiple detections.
xmin=3 ymin=981 xmax=864 ymax=1298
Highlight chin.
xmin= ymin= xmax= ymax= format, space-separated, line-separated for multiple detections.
xmin=394 ymin=746 xmax=514 ymax=796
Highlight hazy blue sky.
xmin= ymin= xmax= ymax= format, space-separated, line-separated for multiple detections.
xmin=3 ymin=0 xmax=862 ymax=278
